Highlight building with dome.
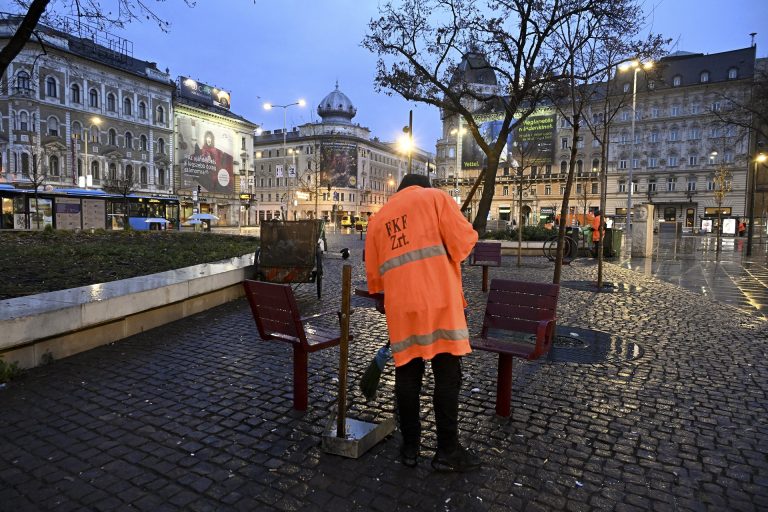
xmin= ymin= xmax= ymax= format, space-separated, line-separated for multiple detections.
xmin=251 ymin=83 xmax=433 ymax=225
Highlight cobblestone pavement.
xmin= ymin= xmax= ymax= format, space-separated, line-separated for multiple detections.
xmin=1 ymin=232 xmax=767 ymax=511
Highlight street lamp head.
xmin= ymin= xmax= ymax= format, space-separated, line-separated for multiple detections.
xmin=255 ymin=127 xmax=263 ymax=136
xmin=91 ymin=116 xmax=101 ymax=125
xmin=618 ymin=62 xmax=631 ymax=72
xmin=643 ymin=61 xmax=654 ymax=70
xmin=757 ymin=153 xmax=767 ymax=163
xmin=263 ymin=102 xmax=273 ymax=111
xmin=297 ymin=99 xmax=306 ymax=107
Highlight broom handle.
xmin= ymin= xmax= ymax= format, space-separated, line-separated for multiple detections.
xmin=337 ymin=264 xmax=352 ymax=438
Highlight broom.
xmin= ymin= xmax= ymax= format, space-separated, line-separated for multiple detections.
xmin=360 ymin=342 xmax=391 ymax=401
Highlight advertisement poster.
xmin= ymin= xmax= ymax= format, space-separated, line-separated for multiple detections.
xmin=321 ymin=142 xmax=358 ymax=188
xmin=179 ymin=77 xmax=231 ymax=110
xmin=461 ymin=108 xmax=555 ymax=169
xmin=55 ymin=197 xmax=81 ymax=230
xmin=177 ymin=115 xmax=234 ymax=194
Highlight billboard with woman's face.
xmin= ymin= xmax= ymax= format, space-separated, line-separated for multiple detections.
xmin=320 ymin=142 xmax=358 ymax=189
xmin=177 ymin=115 xmax=234 ymax=193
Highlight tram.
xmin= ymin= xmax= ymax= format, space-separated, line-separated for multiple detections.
xmin=0 ymin=184 xmax=180 ymax=231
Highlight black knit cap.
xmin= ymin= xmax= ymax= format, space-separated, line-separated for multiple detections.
xmin=397 ymin=174 xmax=432 ymax=191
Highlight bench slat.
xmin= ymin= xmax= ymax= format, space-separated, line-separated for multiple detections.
xmin=488 ymin=292 xmax=558 ymax=310
xmin=490 ymin=279 xmax=559 ymax=297
xmin=470 ymin=337 xmax=536 ymax=358
xmin=485 ymin=302 xmax=556 ymax=321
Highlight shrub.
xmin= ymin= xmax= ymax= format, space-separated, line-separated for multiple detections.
xmin=0 ymin=358 xmax=22 ymax=383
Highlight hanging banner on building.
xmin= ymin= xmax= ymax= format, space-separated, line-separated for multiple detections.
xmin=276 ymin=165 xmax=284 ymax=178
xmin=179 ymin=76 xmax=231 ymax=110
xmin=461 ymin=107 xmax=555 ymax=169
xmin=321 ymin=142 xmax=358 ymax=188
xmin=177 ymin=115 xmax=234 ymax=194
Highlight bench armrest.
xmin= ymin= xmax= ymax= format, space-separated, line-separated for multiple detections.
xmin=300 ymin=309 xmax=341 ymax=323
xmin=533 ymin=319 xmax=556 ymax=358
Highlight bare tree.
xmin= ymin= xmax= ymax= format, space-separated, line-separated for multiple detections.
xmin=711 ymin=165 xmax=732 ymax=256
xmin=102 ymin=166 xmax=141 ymax=229
xmin=24 ymin=144 xmax=49 ymax=230
xmin=508 ymin=134 xmax=548 ymax=267
xmin=1 ymin=0 xmax=194 ymax=79
xmin=365 ymin=0 xmax=651 ymax=233
xmin=710 ymin=65 xmax=768 ymax=149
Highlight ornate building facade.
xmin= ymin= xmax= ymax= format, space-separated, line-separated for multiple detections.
xmin=252 ymin=84 xmax=432 ymax=225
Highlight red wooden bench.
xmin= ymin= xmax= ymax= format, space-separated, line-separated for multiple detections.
xmin=243 ymin=279 xmax=348 ymax=412
xmin=470 ymin=279 xmax=559 ymax=417
xmin=470 ymin=241 xmax=502 ymax=292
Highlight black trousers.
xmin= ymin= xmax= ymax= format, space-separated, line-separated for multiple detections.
xmin=394 ymin=353 xmax=462 ymax=453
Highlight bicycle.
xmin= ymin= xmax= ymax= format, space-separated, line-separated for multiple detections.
xmin=542 ymin=229 xmax=585 ymax=264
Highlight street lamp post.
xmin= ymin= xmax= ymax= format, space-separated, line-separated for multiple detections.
xmin=450 ymin=123 xmax=465 ymax=207
xmin=79 ymin=116 xmax=101 ymax=189
xmin=618 ymin=60 xmax=653 ymax=242
xmin=264 ymin=99 xmax=306 ymax=220
xmin=747 ymin=153 xmax=768 ymax=256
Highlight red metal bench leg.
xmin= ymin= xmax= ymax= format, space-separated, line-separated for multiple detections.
xmin=482 ymin=265 xmax=489 ymax=293
xmin=496 ymin=354 xmax=513 ymax=417
xmin=293 ymin=345 xmax=309 ymax=412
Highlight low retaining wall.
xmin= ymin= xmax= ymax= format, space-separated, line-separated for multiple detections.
xmin=0 ymin=255 xmax=255 ymax=369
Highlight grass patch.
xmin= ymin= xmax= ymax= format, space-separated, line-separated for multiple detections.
xmin=0 ymin=230 xmax=258 ymax=300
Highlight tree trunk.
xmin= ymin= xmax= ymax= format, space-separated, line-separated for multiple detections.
xmin=597 ymin=125 xmax=610 ymax=290
xmin=553 ymin=113 xmax=581 ymax=284
xmin=0 ymin=0 xmax=50 ymax=79
xmin=517 ymin=182 xmax=523 ymax=267
xmin=473 ymin=155 xmax=500 ymax=233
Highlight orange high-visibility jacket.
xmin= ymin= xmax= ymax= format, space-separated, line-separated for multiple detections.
xmin=592 ymin=214 xmax=603 ymax=242
xmin=365 ymin=186 xmax=478 ymax=367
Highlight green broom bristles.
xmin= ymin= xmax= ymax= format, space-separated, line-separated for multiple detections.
xmin=360 ymin=344 xmax=391 ymax=401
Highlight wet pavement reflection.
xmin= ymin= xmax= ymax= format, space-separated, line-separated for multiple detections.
xmin=619 ymin=234 xmax=768 ymax=317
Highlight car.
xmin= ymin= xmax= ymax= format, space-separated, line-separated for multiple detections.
xmin=341 ymin=215 xmax=353 ymax=227
xmin=355 ymin=216 xmax=368 ymax=230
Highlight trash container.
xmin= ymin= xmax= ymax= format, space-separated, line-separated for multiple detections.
xmin=604 ymin=228 xmax=622 ymax=257
xmin=566 ymin=227 xmax=580 ymax=259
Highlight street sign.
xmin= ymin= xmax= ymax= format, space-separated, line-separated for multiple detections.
xmin=288 ymin=165 xmax=296 ymax=177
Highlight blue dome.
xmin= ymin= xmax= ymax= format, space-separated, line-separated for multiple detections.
xmin=317 ymin=82 xmax=357 ymax=124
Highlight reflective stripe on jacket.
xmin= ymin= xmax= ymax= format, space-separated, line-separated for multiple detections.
xmin=365 ymin=186 xmax=478 ymax=367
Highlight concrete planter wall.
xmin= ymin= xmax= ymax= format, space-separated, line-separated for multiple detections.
xmin=0 ymin=255 xmax=255 ymax=369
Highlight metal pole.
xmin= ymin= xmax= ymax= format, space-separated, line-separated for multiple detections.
xmin=747 ymin=159 xmax=758 ymax=256
xmin=336 ymin=266 xmax=352 ymax=437
xmin=283 ymin=107 xmax=288 ymax=220
xmin=407 ymin=110 xmax=413 ymax=174
xmin=627 ymin=67 xmax=638 ymax=241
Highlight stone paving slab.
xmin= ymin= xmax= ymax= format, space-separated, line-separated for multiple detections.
xmin=1 ymin=234 xmax=767 ymax=511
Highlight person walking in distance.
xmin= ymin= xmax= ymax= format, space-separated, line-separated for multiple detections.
xmin=364 ymin=174 xmax=481 ymax=472
xmin=592 ymin=209 xmax=603 ymax=257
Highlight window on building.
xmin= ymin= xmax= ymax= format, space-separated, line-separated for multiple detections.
xmin=158 ymin=138 xmax=165 ymax=154
xmin=619 ymin=159 xmax=627 ymax=169
xmin=140 ymin=134 xmax=147 ymax=151
xmin=16 ymin=70 xmax=31 ymax=92
xmin=687 ymin=178 xmax=696 ymax=191
xmin=621 ymin=110 xmax=630 ymax=121
xmin=47 ymin=116 xmax=59 ymax=136
xmin=156 ymin=106 xmax=165 ymax=124
xmin=689 ymin=155 xmax=698 ymax=166
xmin=707 ymin=177 xmax=715 ymax=190
xmin=623 ymin=83 xmax=630 ymax=93
xmin=591 ymin=182 xmax=598 ymax=194
xmin=19 ymin=111 xmax=29 ymax=131
xmin=72 ymin=121 xmax=82 ymax=138
xmin=728 ymin=67 xmax=738 ymax=80
xmin=671 ymin=105 xmax=680 ymax=116
xmin=560 ymin=161 xmax=567 ymax=173
xmin=672 ymin=75 xmax=682 ymax=87
xmin=139 ymin=101 xmax=147 ymax=119
xmin=577 ymin=137 xmax=584 ymax=148
xmin=632 ymin=181 xmax=638 ymax=193
xmin=46 ymin=77 xmax=57 ymax=98
xmin=618 ymin=181 xmax=626 ymax=193
xmin=724 ymin=152 xmax=734 ymax=163
xmin=109 ymin=162 xmax=117 ymax=180
xmin=700 ymin=71 xmax=710 ymax=83
xmin=49 ymin=155 xmax=59 ymax=176
xmin=652 ymin=107 xmax=660 ymax=118
xmin=123 ymin=97 xmax=132 ymax=116
xmin=89 ymin=88 xmax=99 ymax=108
xmin=592 ymin=158 xmax=600 ymax=171
xmin=690 ymin=104 xmax=700 ymax=114
xmin=689 ymin=128 xmax=700 ymax=140
xmin=669 ymin=129 xmax=679 ymax=141
xmin=502 ymin=186 xmax=509 ymax=196
xmin=126 ymin=165 xmax=133 ymax=181
xmin=20 ymin=153 xmax=30 ymax=174
xmin=108 ymin=129 xmax=117 ymax=146
xmin=125 ymin=132 xmax=133 ymax=149
xmin=668 ymin=156 xmax=678 ymax=167
xmin=71 ymin=83 xmax=81 ymax=103
xmin=667 ymin=177 xmax=676 ymax=191
xmin=107 ymin=93 xmax=116 ymax=112
xmin=544 ymin=184 xmax=551 ymax=195
xmin=650 ymin=131 xmax=659 ymax=143
xmin=648 ymin=180 xmax=657 ymax=192
xmin=632 ymin=158 xmax=639 ymax=169
xmin=634 ymin=132 xmax=642 ymax=143
xmin=91 ymin=160 xmax=100 ymax=180
xmin=561 ymin=137 xmax=569 ymax=149
xmin=711 ymin=101 xmax=721 ymax=112
xmin=620 ymin=133 xmax=629 ymax=144
xmin=158 ymin=168 xmax=166 ymax=186
xmin=710 ymin=126 xmax=721 ymax=138
xmin=648 ymin=158 xmax=658 ymax=168
xmin=648 ymin=80 xmax=656 ymax=91
xmin=592 ymin=139 xmax=600 ymax=148
xmin=140 ymin=166 xmax=148 ymax=185
xmin=560 ymin=116 xmax=570 ymax=128
xmin=577 ymin=160 xmax=584 ymax=174
xmin=576 ymin=183 xmax=582 ymax=194
xmin=560 ymin=184 xmax=566 ymax=195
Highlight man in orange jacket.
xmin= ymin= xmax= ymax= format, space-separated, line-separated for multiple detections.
xmin=592 ymin=209 xmax=603 ymax=257
xmin=365 ymin=174 xmax=480 ymax=472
